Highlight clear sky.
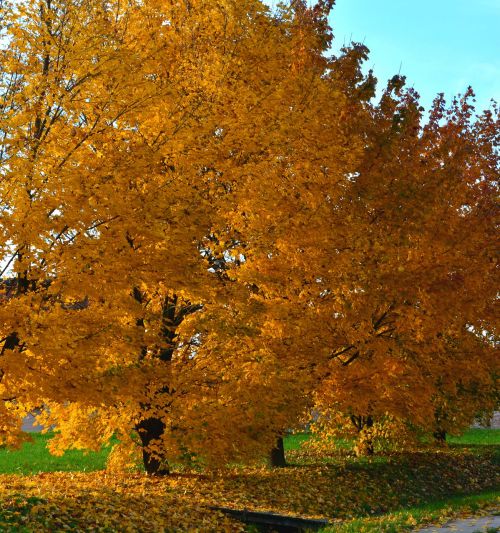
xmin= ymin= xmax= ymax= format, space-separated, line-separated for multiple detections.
xmin=265 ymin=0 xmax=500 ymax=113
xmin=328 ymin=0 xmax=500 ymax=112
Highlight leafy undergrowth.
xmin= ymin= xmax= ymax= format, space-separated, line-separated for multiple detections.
xmin=0 ymin=447 xmax=498 ymax=531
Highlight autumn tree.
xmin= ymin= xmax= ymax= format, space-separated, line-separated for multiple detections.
xmin=0 ymin=0 xmax=283 ymax=467
xmin=219 ymin=30 xmax=498 ymax=455
xmin=208 ymin=3 xmax=380 ymax=466
xmin=0 ymin=0 xmax=369 ymax=473
xmin=1 ymin=0 xmax=496 ymax=474
xmin=304 ymin=83 xmax=499 ymax=452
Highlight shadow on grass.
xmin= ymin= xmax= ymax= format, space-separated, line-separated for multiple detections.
xmin=282 ymin=448 xmax=499 ymax=516
xmin=320 ymin=490 xmax=500 ymax=533
xmin=447 ymin=443 xmax=500 ymax=466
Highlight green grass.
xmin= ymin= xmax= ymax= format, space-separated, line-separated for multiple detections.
xmin=1 ymin=428 xmax=497 ymax=475
xmin=321 ymin=490 xmax=500 ymax=532
xmin=284 ymin=432 xmax=351 ymax=452
xmin=311 ymin=429 xmax=500 ymax=532
xmin=448 ymin=429 xmax=500 ymax=446
xmin=284 ymin=432 xmax=312 ymax=451
xmin=285 ymin=428 xmax=500 ymax=456
xmin=0 ymin=433 xmax=111 ymax=474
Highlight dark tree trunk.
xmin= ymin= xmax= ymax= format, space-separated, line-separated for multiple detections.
xmin=136 ymin=417 xmax=169 ymax=476
xmin=351 ymin=414 xmax=374 ymax=456
xmin=133 ymin=290 xmax=202 ymax=475
xmin=269 ymin=436 xmax=286 ymax=467
xmin=364 ymin=415 xmax=374 ymax=455
xmin=433 ymin=429 xmax=447 ymax=445
xmin=1 ymin=332 xmax=20 ymax=355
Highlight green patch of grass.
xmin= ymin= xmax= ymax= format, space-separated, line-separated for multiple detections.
xmin=284 ymin=428 xmax=500 ymax=456
xmin=284 ymin=432 xmax=351 ymax=453
xmin=322 ymin=490 xmax=500 ymax=532
xmin=284 ymin=432 xmax=312 ymax=451
xmin=0 ymin=433 xmax=111 ymax=474
xmin=448 ymin=429 xmax=500 ymax=446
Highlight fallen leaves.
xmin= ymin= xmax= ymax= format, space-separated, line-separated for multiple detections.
xmin=0 ymin=448 xmax=497 ymax=531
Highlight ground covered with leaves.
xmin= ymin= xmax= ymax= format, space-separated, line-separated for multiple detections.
xmin=0 ymin=444 xmax=498 ymax=532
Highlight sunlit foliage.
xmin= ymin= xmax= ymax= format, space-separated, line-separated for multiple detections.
xmin=0 ymin=0 xmax=497 ymax=474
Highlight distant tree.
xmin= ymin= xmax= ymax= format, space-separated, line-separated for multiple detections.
xmin=306 ymin=84 xmax=499 ymax=451
xmin=227 ymin=58 xmax=498 ymax=455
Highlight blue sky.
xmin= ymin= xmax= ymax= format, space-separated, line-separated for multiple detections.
xmin=266 ymin=0 xmax=499 ymax=113
xmin=328 ymin=0 xmax=500 ymax=112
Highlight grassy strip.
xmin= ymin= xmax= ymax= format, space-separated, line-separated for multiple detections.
xmin=447 ymin=429 xmax=500 ymax=446
xmin=0 ymin=429 xmax=498 ymax=475
xmin=321 ymin=490 xmax=500 ymax=532
xmin=284 ymin=432 xmax=353 ymax=452
xmin=0 ymin=433 xmax=110 ymax=474
xmin=285 ymin=429 xmax=500 ymax=452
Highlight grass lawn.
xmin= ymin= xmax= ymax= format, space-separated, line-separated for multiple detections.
xmin=447 ymin=428 xmax=500 ymax=446
xmin=0 ymin=428 xmax=497 ymax=531
xmin=285 ymin=432 xmax=352 ymax=453
xmin=286 ymin=428 xmax=500 ymax=449
xmin=0 ymin=433 xmax=111 ymax=474
xmin=1 ymin=428 xmax=497 ymax=475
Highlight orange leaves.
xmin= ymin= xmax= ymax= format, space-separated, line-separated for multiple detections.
xmin=0 ymin=0 xmax=497 ymax=474
xmin=0 ymin=446 xmax=498 ymax=530
xmin=0 ymin=472 xmax=244 ymax=531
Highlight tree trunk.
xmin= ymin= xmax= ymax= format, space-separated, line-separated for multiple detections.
xmin=364 ymin=415 xmax=374 ymax=455
xmin=352 ymin=414 xmax=374 ymax=456
xmin=133 ymin=292 xmax=202 ymax=475
xmin=269 ymin=436 xmax=286 ymax=467
xmin=136 ymin=417 xmax=170 ymax=475
xmin=433 ymin=428 xmax=447 ymax=445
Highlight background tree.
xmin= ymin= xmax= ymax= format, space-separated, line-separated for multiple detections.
xmin=306 ymin=84 xmax=499 ymax=452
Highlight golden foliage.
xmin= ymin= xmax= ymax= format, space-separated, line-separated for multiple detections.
xmin=0 ymin=0 xmax=497 ymax=470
